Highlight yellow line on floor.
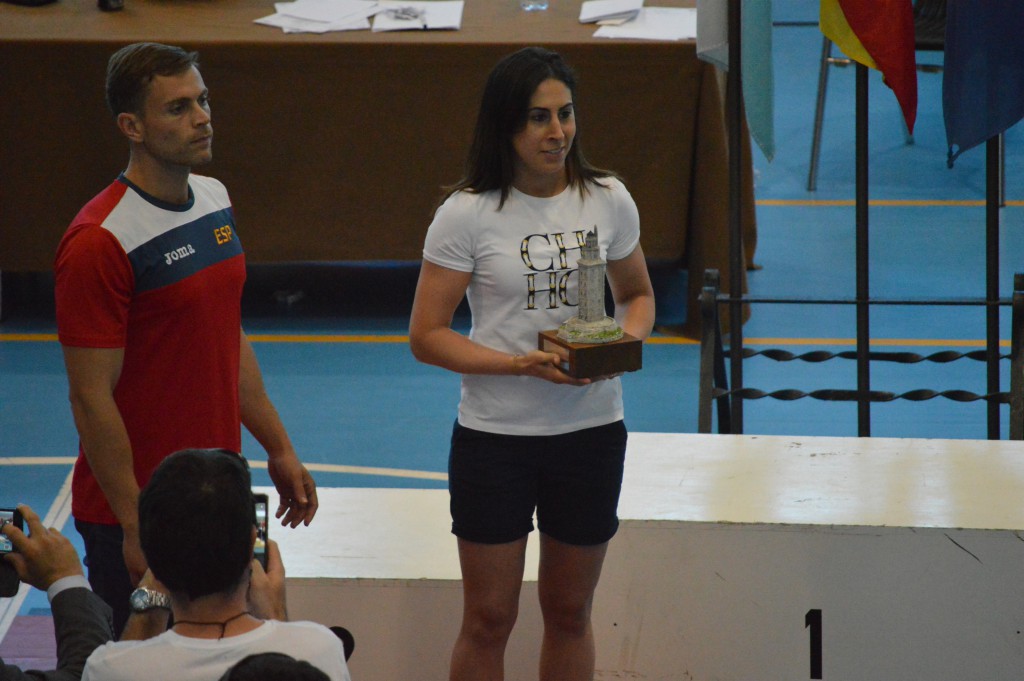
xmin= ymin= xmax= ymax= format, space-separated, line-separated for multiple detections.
xmin=0 ymin=333 xmax=57 ymax=341
xmin=757 ymin=198 xmax=1024 ymax=207
xmin=0 ymin=457 xmax=76 ymax=465
xmin=646 ymin=337 xmax=699 ymax=345
xmin=248 ymin=334 xmax=409 ymax=343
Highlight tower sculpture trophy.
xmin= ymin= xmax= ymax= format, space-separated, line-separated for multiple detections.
xmin=539 ymin=227 xmax=642 ymax=379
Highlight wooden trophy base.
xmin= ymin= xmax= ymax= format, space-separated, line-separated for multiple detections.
xmin=538 ymin=330 xmax=643 ymax=380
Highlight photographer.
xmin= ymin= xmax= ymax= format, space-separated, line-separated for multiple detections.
xmin=82 ymin=449 xmax=348 ymax=681
xmin=0 ymin=505 xmax=114 ymax=681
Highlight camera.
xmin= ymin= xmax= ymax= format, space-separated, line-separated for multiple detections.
xmin=0 ymin=507 xmax=24 ymax=598
xmin=0 ymin=508 xmax=23 ymax=555
xmin=253 ymin=493 xmax=269 ymax=570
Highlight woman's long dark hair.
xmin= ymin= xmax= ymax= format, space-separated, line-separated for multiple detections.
xmin=443 ymin=46 xmax=616 ymax=209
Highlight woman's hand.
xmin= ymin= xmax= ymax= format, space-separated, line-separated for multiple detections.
xmin=512 ymin=349 xmax=591 ymax=386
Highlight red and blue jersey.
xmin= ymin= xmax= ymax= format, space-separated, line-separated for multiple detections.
xmin=56 ymin=174 xmax=246 ymax=525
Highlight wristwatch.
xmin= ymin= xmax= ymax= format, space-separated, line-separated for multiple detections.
xmin=129 ymin=586 xmax=171 ymax=613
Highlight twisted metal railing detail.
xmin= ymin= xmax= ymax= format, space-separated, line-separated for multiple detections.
xmin=710 ymin=387 xmax=1010 ymax=404
xmin=732 ymin=349 xmax=1010 ymax=364
xmin=697 ymin=270 xmax=1024 ymax=438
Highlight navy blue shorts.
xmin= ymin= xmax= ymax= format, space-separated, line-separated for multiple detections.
xmin=448 ymin=420 xmax=627 ymax=546
xmin=75 ymin=519 xmax=131 ymax=637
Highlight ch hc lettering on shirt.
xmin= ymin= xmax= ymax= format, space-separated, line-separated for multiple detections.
xmin=520 ymin=230 xmax=588 ymax=310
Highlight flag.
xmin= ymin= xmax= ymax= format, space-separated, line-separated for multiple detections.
xmin=944 ymin=0 xmax=1024 ymax=167
xmin=819 ymin=0 xmax=917 ymax=135
xmin=696 ymin=0 xmax=775 ymax=162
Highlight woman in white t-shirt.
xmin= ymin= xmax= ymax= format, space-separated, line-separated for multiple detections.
xmin=409 ymin=46 xmax=655 ymax=681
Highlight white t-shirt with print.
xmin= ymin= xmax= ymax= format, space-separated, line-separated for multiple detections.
xmin=422 ymin=177 xmax=641 ymax=436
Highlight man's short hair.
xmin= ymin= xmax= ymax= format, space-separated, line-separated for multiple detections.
xmin=105 ymin=42 xmax=200 ymax=116
xmin=218 ymin=652 xmax=330 ymax=681
xmin=138 ymin=448 xmax=255 ymax=601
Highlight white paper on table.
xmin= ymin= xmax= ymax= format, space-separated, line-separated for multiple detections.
xmin=593 ymin=6 xmax=697 ymax=40
xmin=254 ymin=12 xmax=371 ymax=32
xmin=597 ymin=15 xmax=633 ymax=25
xmin=372 ymin=0 xmax=463 ymax=31
xmin=274 ymin=0 xmax=378 ymax=23
xmin=579 ymin=0 xmax=642 ymax=24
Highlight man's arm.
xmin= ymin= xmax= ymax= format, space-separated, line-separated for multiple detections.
xmin=238 ymin=331 xmax=318 ymax=527
xmin=0 ymin=590 xmax=112 ymax=681
xmin=118 ymin=571 xmax=170 ymax=642
xmin=1 ymin=505 xmax=114 ymax=681
xmin=60 ymin=346 xmax=146 ymax=584
xmin=44 ymin=589 xmax=116 ymax=681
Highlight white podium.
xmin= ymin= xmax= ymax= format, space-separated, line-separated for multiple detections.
xmin=270 ymin=433 xmax=1024 ymax=681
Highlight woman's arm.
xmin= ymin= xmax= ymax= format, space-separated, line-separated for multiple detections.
xmin=607 ymin=244 xmax=656 ymax=341
xmin=408 ymin=260 xmax=587 ymax=384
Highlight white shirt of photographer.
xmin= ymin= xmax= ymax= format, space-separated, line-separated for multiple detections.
xmin=82 ymin=619 xmax=351 ymax=681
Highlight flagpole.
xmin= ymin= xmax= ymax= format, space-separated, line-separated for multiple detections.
xmin=727 ymin=0 xmax=745 ymax=432
xmin=986 ymin=136 xmax=1001 ymax=438
xmin=855 ymin=63 xmax=870 ymax=436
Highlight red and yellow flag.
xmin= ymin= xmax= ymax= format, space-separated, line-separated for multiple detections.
xmin=820 ymin=0 xmax=917 ymax=133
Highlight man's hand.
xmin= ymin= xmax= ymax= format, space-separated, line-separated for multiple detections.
xmin=121 ymin=527 xmax=148 ymax=586
xmin=248 ymin=539 xmax=287 ymax=620
xmin=267 ymin=453 xmax=318 ymax=527
xmin=0 ymin=504 xmax=83 ymax=591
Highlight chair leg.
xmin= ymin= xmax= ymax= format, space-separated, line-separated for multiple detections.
xmin=807 ymin=36 xmax=832 ymax=192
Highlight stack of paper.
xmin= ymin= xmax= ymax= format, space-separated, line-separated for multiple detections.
xmin=254 ymin=0 xmax=464 ymax=33
xmin=593 ymin=6 xmax=697 ymax=41
xmin=579 ymin=0 xmax=643 ymax=26
xmin=255 ymin=0 xmax=378 ymax=32
xmin=372 ymin=0 xmax=464 ymax=31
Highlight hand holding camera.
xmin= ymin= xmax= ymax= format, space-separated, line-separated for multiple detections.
xmin=247 ymin=538 xmax=287 ymax=621
xmin=0 ymin=507 xmax=24 ymax=597
xmin=1 ymin=505 xmax=84 ymax=596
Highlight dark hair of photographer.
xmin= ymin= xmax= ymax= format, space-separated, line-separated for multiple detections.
xmin=138 ymin=448 xmax=255 ymax=601
xmin=218 ymin=652 xmax=330 ymax=681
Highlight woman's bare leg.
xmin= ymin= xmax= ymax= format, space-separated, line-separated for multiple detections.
xmin=450 ymin=536 xmax=529 ymax=681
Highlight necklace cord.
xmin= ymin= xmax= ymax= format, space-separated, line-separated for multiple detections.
xmin=172 ymin=610 xmax=251 ymax=640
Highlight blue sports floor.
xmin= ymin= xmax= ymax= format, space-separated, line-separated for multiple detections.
xmin=2 ymin=0 xmax=1023 ymax=625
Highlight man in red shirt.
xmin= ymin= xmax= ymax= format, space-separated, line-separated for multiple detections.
xmin=54 ymin=42 xmax=318 ymax=635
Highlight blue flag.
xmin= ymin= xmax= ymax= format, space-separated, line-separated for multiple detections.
xmin=696 ymin=0 xmax=775 ymax=162
xmin=944 ymin=0 xmax=1024 ymax=167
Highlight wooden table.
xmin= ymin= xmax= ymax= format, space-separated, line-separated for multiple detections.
xmin=0 ymin=0 xmax=755 ymax=333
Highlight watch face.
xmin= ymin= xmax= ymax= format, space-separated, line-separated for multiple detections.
xmin=130 ymin=587 xmax=168 ymax=611
xmin=130 ymin=588 xmax=148 ymax=611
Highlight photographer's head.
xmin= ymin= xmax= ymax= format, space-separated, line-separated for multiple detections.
xmin=139 ymin=448 xmax=255 ymax=602
xmin=218 ymin=652 xmax=330 ymax=681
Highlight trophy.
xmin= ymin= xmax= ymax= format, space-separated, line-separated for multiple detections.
xmin=538 ymin=227 xmax=642 ymax=379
